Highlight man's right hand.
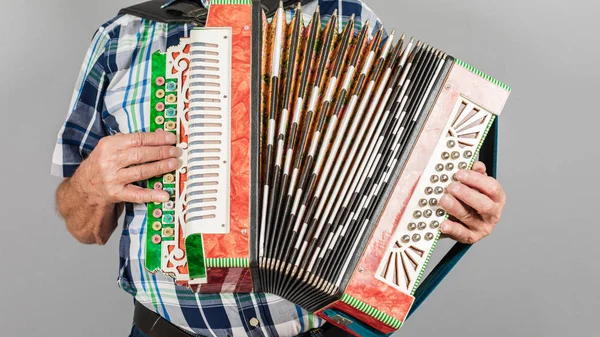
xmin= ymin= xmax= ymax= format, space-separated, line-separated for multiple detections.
xmin=56 ymin=131 xmax=181 ymax=245
xmin=73 ymin=131 xmax=181 ymax=205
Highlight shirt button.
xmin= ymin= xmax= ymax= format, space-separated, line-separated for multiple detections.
xmin=249 ymin=317 xmax=259 ymax=327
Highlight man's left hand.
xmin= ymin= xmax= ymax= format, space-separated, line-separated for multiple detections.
xmin=439 ymin=161 xmax=506 ymax=244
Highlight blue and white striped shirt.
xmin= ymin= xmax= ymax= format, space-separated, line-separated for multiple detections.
xmin=51 ymin=1 xmax=383 ymax=336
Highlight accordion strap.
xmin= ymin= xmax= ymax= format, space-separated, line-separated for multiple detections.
xmin=408 ymin=117 xmax=499 ymax=318
xmin=118 ymin=0 xmax=315 ymax=24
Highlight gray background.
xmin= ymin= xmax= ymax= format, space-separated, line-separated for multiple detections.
xmin=0 ymin=0 xmax=597 ymax=336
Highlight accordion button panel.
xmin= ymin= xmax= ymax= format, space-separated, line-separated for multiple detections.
xmin=376 ymin=96 xmax=496 ymax=294
xmin=184 ymin=27 xmax=232 ymax=236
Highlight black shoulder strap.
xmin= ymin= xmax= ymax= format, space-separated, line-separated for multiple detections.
xmin=119 ymin=0 xmax=315 ymax=24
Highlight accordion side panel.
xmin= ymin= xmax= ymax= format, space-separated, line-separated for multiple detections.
xmin=201 ymin=4 xmax=252 ymax=264
xmin=338 ymin=60 xmax=510 ymax=330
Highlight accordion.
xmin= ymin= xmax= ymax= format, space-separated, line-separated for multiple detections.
xmin=142 ymin=0 xmax=510 ymax=335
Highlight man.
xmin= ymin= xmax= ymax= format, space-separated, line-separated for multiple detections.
xmin=52 ymin=0 xmax=506 ymax=336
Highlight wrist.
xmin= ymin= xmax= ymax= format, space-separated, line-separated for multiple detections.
xmin=70 ymin=160 xmax=115 ymax=210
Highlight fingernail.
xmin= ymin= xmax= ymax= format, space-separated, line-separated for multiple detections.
xmin=166 ymin=133 xmax=177 ymax=143
xmin=440 ymin=194 xmax=454 ymax=208
xmin=447 ymin=183 xmax=459 ymax=194
xmin=456 ymin=170 xmax=468 ymax=181
xmin=157 ymin=192 xmax=170 ymax=202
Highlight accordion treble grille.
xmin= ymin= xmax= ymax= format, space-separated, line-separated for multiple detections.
xmin=185 ymin=28 xmax=232 ymax=235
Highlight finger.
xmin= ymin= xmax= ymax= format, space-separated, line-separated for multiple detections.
xmin=119 ymin=184 xmax=170 ymax=204
xmin=446 ymin=182 xmax=497 ymax=218
xmin=113 ymin=132 xmax=177 ymax=150
xmin=119 ymin=158 xmax=180 ymax=183
xmin=118 ymin=146 xmax=181 ymax=167
xmin=439 ymin=193 xmax=477 ymax=226
xmin=471 ymin=161 xmax=487 ymax=175
xmin=454 ymin=170 xmax=504 ymax=202
xmin=440 ymin=219 xmax=477 ymax=244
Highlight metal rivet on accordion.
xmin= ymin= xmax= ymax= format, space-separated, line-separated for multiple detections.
xmin=152 ymin=209 xmax=162 ymax=218
xmin=166 ymin=82 xmax=177 ymax=91
xmin=445 ymin=84 xmax=451 ymax=90
xmin=451 ymin=151 xmax=461 ymax=160
xmin=459 ymin=162 xmax=468 ymax=170
xmin=180 ymin=142 xmax=188 ymax=150
xmin=418 ymin=222 xmax=427 ymax=230
xmin=359 ymin=267 xmax=364 ymax=273
xmin=155 ymin=102 xmax=165 ymax=112
xmin=425 ymin=187 xmax=434 ymax=195
xmin=436 ymin=209 xmax=446 ymax=217
xmin=408 ymin=222 xmax=417 ymax=231
xmin=412 ymin=234 xmax=421 ymax=242
xmin=452 ymin=174 xmax=458 ymax=181
xmin=165 ymin=121 xmax=177 ymax=130
xmin=153 ymin=182 xmax=163 ymax=190
xmin=436 ymin=164 xmax=444 ymax=172
xmin=166 ymin=94 xmax=177 ymax=104
xmin=244 ymin=25 xmax=250 ymax=30
xmin=152 ymin=234 xmax=162 ymax=244
xmin=413 ymin=211 xmax=422 ymax=219
xmin=425 ymin=233 xmax=435 ymax=241
xmin=155 ymin=77 xmax=165 ymax=86
xmin=429 ymin=198 xmax=438 ymax=206
xmin=163 ymin=227 xmax=175 ymax=238
xmin=156 ymin=89 xmax=165 ymax=99
xmin=163 ymin=214 xmax=174 ymax=224
xmin=430 ymin=221 xmax=440 ymax=229
xmin=435 ymin=186 xmax=444 ymax=194
xmin=419 ymin=199 xmax=428 ymax=207
xmin=430 ymin=175 xmax=439 ymax=183
xmin=464 ymin=150 xmax=473 ymax=159
xmin=441 ymin=152 xmax=450 ymax=160
xmin=446 ymin=163 xmax=454 ymax=171
xmin=164 ymin=174 xmax=175 ymax=183
xmin=152 ymin=222 xmax=162 ymax=231
xmin=180 ymin=167 xmax=188 ymax=174
xmin=440 ymin=174 xmax=449 ymax=183
xmin=164 ymin=201 xmax=175 ymax=210
xmin=447 ymin=140 xmax=456 ymax=148
xmin=242 ymin=229 xmax=247 ymax=235
xmin=424 ymin=210 xmax=433 ymax=218
xmin=401 ymin=235 xmax=411 ymax=243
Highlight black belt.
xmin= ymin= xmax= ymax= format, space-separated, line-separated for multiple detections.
xmin=133 ymin=300 xmax=346 ymax=337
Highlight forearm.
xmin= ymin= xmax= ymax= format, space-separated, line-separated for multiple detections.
xmin=56 ymin=172 xmax=121 ymax=245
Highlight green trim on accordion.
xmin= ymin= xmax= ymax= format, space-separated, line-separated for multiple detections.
xmin=205 ymin=258 xmax=250 ymax=268
xmin=410 ymin=115 xmax=497 ymax=295
xmin=210 ymin=0 xmax=253 ymax=5
xmin=454 ymin=59 xmax=511 ymax=92
xmin=340 ymin=294 xmax=403 ymax=329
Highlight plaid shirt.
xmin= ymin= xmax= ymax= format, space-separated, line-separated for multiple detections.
xmin=51 ymin=1 xmax=383 ymax=336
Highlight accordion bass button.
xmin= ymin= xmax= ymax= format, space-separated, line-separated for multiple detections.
xmin=430 ymin=175 xmax=440 ymax=183
xmin=436 ymin=164 xmax=444 ymax=172
xmin=425 ymin=187 xmax=434 ymax=195
xmin=441 ymin=152 xmax=450 ymax=160
xmin=418 ymin=222 xmax=427 ymax=230
xmin=435 ymin=187 xmax=444 ymax=194
xmin=430 ymin=221 xmax=440 ymax=229
xmin=408 ymin=222 xmax=417 ymax=231
xmin=446 ymin=163 xmax=454 ymax=171
xmin=423 ymin=210 xmax=433 ymax=218
xmin=401 ymin=235 xmax=411 ymax=243
xmin=429 ymin=198 xmax=438 ymax=206
xmin=419 ymin=199 xmax=428 ymax=207
xmin=464 ymin=151 xmax=473 ymax=159
xmin=458 ymin=162 xmax=468 ymax=170
xmin=436 ymin=209 xmax=446 ymax=217
xmin=425 ymin=233 xmax=435 ymax=241
xmin=440 ymin=174 xmax=449 ymax=183
xmin=412 ymin=234 xmax=421 ymax=242
xmin=413 ymin=211 xmax=423 ymax=219
xmin=451 ymin=151 xmax=461 ymax=160
xmin=447 ymin=140 xmax=456 ymax=148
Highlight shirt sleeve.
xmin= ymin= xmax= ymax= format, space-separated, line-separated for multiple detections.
xmin=51 ymin=27 xmax=111 ymax=178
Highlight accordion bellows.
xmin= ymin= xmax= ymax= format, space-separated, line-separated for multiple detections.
xmin=145 ymin=1 xmax=511 ymax=335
